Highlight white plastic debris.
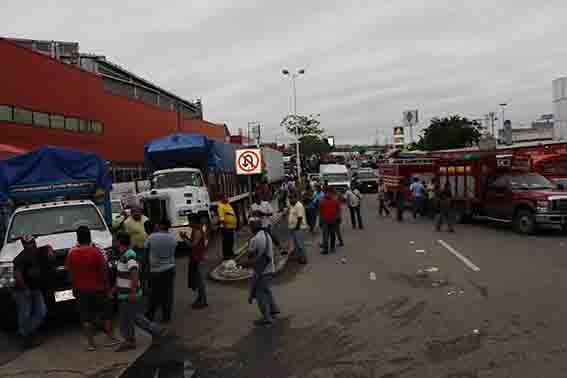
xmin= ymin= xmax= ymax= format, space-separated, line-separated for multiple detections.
xmin=369 ymin=272 xmax=377 ymax=281
xmin=416 ymin=249 xmax=426 ymax=254
xmin=473 ymin=329 xmax=480 ymax=335
xmin=410 ymin=241 xmax=415 ymax=245
xmin=425 ymin=267 xmax=439 ymax=273
xmin=341 ymin=257 xmax=347 ymax=264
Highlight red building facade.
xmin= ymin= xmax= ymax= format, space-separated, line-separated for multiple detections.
xmin=0 ymin=38 xmax=228 ymax=170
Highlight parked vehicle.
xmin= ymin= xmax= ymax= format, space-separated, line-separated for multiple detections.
xmin=260 ymin=147 xmax=284 ymax=184
xmin=434 ymin=153 xmax=567 ymax=234
xmin=139 ymin=134 xmax=257 ymax=240
xmin=353 ymin=168 xmax=379 ymax=193
xmin=0 ymin=146 xmax=114 ymax=324
xmin=379 ymin=158 xmax=436 ymax=203
xmin=319 ymin=164 xmax=350 ymax=194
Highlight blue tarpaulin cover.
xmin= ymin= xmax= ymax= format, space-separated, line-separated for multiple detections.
xmin=0 ymin=146 xmax=111 ymax=204
xmin=145 ymin=133 xmax=236 ymax=173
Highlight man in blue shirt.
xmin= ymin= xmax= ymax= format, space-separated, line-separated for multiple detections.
xmin=409 ymin=177 xmax=426 ymax=219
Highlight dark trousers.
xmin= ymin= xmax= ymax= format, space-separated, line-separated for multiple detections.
xmin=222 ymin=229 xmax=236 ymax=260
xmin=255 ymin=274 xmax=276 ymax=322
xmin=436 ymin=208 xmax=455 ymax=232
xmin=188 ymin=260 xmax=207 ymax=305
xmin=305 ymin=208 xmax=317 ymax=232
xmin=349 ymin=206 xmax=363 ymax=229
xmin=412 ymin=197 xmax=425 ymax=219
xmin=397 ymin=199 xmax=405 ymax=222
xmin=265 ymin=225 xmax=280 ymax=248
xmin=378 ymin=199 xmax=390 ymax=216
xmin=322 ymin=221 xmax=337 ymax=252
xmin=146 ymin=268 xmax=175 ymax=322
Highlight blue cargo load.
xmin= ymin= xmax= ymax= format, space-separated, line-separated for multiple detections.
xmin=144 ymin=133 xmax=236 ymax=173
xmin=0 ymin=146 xmax=112 ymax=224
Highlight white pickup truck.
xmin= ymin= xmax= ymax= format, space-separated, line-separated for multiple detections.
xmin=0 ymin=200 xmax=114 ymax=324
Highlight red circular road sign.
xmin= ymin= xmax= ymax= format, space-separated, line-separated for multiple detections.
xmin=238 ymin=150 xmax=261 ymax=173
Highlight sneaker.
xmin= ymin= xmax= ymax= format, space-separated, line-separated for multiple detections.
xmin=253 ymin=318 xmax=273 ymax=327
xmin=103 ymin=336 xmax=121 ymax=348
xmin=116 ymin=341 xmax=136 ymax=352
xmin=192 ymin=302 xmax=208 ymax=310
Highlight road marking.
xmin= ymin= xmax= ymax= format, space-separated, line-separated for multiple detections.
xmin=437 ymin=239 xmax=480 ymax=272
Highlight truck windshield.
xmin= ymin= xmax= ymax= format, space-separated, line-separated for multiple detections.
xmin=8 ymin=204 xmax=106 ymax=242
xmin=509 ymin=174 xmax=554 ymax=191
xmin=324 ymin=174 xmax=349 ymax=183
xmin=356 ymin=172 xmax=376 ymax=180
xmin=153 ymin=171 xmax=203 ymax=189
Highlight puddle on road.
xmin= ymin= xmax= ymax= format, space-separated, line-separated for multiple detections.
xmin=425 ymin=331 xmax=484 ymax=364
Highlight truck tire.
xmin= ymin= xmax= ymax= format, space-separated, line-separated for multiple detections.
xmin=514 ymin=209 xmax=536 ymax=235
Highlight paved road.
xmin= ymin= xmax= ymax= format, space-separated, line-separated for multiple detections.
xmin=4 ymin=198 xmax=567 ymax=377
xmin=124 ymin=198 xmax=567 ymax=378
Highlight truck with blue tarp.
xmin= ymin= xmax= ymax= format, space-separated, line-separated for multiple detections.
xmin=138 ymin=133 xmax=253 ymax=239
xmin=0 ymin=146 xmax=114 ymax=322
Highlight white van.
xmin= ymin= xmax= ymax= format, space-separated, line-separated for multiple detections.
xmin=319 ymin=164 xmax=351 ymax=194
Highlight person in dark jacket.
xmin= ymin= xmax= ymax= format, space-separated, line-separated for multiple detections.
xmin=436 ymin=183 xmax=455 ymax=232
xmin=182 ymin=214 xmax=208 ymax=309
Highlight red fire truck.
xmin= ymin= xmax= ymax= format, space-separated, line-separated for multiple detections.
xmin=435 ymin=153 xmax=567 ymax=234
xmin=380 ymin=157 xmax=436 ymax=202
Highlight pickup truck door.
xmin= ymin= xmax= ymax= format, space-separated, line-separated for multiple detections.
xmin=484 ymin=176 xmax=512 ymax=219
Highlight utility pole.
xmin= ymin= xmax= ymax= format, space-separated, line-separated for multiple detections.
xmin=488 ymin=112 xmax=497 ymax=138
xmin=282 ymin=68 xmax=305 ymax=181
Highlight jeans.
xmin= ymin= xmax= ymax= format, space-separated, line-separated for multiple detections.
xmin=378 ymin=199 xmax=390 ymax=216
xmin=436 ymin=208 xmax=455 ymax=232
xmin=349 ymin=206 xmax=363 ymax=229
xmin=12 ymin=289 xmax=47 ymax=337
xmin=119 ymin=301 xmax=160 ymax=342
xmin=222 ymin=229 xmax=236 ymax=260
xmin=255 ymin=274 xmax=275 ymax=322
xmin=412 ymin=197 xmax=425 ymax=218
xmin=291 ymin=229 xmax=306 ymax=259
xmin=189 ymin=260 xmax=207 ymax=304
xmin=147 ymin=268 xmax=176 ymax=322
xmin=322 ymin=221 xmax=337 ymax=252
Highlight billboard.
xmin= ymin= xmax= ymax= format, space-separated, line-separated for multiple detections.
xmin=403 ymin=110 xmax=419 ymax=127
xmin=393 ymin=127 xmax=405 ymax=146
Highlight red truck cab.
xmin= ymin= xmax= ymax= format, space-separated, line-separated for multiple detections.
xmin=435 ymin=153 xmax=567 ymax=234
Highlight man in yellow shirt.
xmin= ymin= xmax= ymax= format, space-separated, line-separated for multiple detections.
xmin=218 ymin=193 xmax=237 ymax=260
xmin=122 ymin=207 xmax=150 ymax=290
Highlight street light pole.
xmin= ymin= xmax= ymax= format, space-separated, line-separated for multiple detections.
xmin=283 ymin=68 xmax=305 ymax=181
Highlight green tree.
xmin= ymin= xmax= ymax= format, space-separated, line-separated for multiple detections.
xmin=416 ymin=115 xmax=483 ymax=151
xmin=280 ymin=114 xmax=323 ymax=138
xmin=300 ymin=134 xmax=331 ymax=157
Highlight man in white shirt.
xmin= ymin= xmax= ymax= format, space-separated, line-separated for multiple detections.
xmin=288 ymin=193 xmax=308 ymax=264
xmin=345 ymin=184 xmax=364 ymax=229
xmin=250 ymin=195 xmax=281 ymax=249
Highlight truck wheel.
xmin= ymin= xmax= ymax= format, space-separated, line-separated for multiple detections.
xmin=514 ymin=209 xmax=536 ymax=234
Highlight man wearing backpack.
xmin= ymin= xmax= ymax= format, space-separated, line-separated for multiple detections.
xmin=345 ymin=183 xmax=364 ymax=229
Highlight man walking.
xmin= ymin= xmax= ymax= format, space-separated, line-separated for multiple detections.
xmin=251 ymin=195 xmax=280 ymax=249
xmin=345 ymin=184 xmax=364 ymax=229
xmin=66 ymin=226 xmax=120 ymax=351
xmin=12 ymin=235 xmax=54 ymax=348
xmin=288 ymin=193 xmax=308 ymax=264
xmin=145 ymin=219 xmax=177 ymax=323
xmin=218 ymin=193 xmax=237 ymax=260
xmin=182 ymin=214 xmax=209 ymax=309
xmin=112 ymin=233 xmax=165 ymax=352
xmin=436 ymin=183 xmax=455 ymax=232
xmin=303 ymin=187 xmax=317 ymax=233
xmin=247 ymin=218 xmax=277 ymax=327
xmin=409 ymin=177 xmax=426 ymax=219
xmin=123 ymin=207 xmax=150 ymax=290
xmin=319 ymin=188 xmax=341 ymax=254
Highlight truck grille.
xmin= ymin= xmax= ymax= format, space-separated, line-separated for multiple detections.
xmin=551 ymin=199 xmax=567 ymax=212
xmin=143 ymin=198 xmax=168 ymax=224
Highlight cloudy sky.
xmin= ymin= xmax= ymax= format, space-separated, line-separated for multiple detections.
xmin=3 ymin=1 xmax=567 ymax=144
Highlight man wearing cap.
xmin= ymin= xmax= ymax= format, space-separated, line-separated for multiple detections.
xmin=12 ymin=235 xmax=55 ymax=348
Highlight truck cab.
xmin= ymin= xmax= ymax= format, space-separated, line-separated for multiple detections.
xmin=138 ymin=167 xmax=211 ymax=239
xmin=319 ymin=164 xmax=351 ymax=194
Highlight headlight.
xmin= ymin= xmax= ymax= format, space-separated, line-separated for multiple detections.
xmin=0 ymin=263 xmax=15 ymax=289
xmin=536 ymin=200 xmax=549 ymax=212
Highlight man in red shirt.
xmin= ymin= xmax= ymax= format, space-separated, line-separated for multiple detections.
xmin=66 ymin=226 xmax=119 ymax=351
xmin=318 ymin=187 xmax=341 ymax=254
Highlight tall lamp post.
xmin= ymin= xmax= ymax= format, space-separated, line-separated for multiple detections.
xmin=282 ymin=68 xmax=305 ymax=180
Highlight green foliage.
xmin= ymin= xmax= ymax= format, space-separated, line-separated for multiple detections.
xmin=416 ymin=115 xmax=483 ymax=151
xmin=300 ymin=134 xmax=331 ymax=156
xmin=280 ymin=114 xmax=323 ymax=138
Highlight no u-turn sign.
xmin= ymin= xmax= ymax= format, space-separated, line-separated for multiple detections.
xmin=236 ymin=149 xmax=262 ymax=175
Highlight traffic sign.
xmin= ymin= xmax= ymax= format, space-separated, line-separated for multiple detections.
xmin=236 ymin=149 xmax=262 ymax=175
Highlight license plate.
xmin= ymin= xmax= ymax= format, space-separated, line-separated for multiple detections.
xmin=54 ymin=289 xmax=75 ymax=303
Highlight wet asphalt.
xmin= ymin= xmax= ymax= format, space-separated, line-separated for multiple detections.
xmin=5 ymin=199 xmax=567 ymax=377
